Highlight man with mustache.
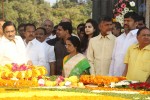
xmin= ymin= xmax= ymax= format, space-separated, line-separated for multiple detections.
xmin=0 ymin=21 xmax=31 ymax=65
xmin=35 ymin=27 xmax=55 ymax=76
xmin=24 ymin=23 xmax=46 ymax=67
xmin=87 ymin=16 xmax=116 ymax=75
xmin=109 ymin=12 xmax=139 ymax=76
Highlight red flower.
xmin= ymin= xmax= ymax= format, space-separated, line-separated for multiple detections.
xmin=121 ymin=3 xmax=126 ymax=8
xmin=117 ymin=8 xmax=123 ymax=13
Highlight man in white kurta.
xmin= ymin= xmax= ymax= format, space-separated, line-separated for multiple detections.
xmin=0 ymin=21 xmax=29 ymax=65
xmin=109 ymin=29 xmax=138 ymax=76
xmin=0 ymin=36 xmax=28 ymax=65
xmin=35 ymin=27 xmax=56 ymax=75
xmin=24 ymin=23 xmax=46 ymax=67
xmin=109 ymin=12 xmax=139 ymax=76
xmin=25 ymin=38 xmax=46 ymax=66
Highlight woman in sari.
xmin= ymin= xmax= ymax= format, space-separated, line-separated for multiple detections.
xmin=63 ymin=36 xmax=90 ymax=77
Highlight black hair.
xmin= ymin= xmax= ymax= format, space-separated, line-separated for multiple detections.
xmin=113 ymin=22 xmax=122 ymax=29
xmin=124 ymin=12 xmax=139 ymax=22
xmin=137 ymin=27 xmax=149 ymax=36
xmin=98 ymin=16 xmax=112 ymax=24
xmin=24 ymin=23 xmax=36 ymax=32
xmin=138 ymin=15 xmax=145 ymax=24
xmin=18 ymin=23 xmax=26 ymax=30
xmin=58 ymin=22 xmax=72 ymax=34
xmin=77 ymin=23 xmax=85 ymax=29
xmin=2 ymin=21 xmax=16 ymax=31
xmin=67 ymin=36 xmax=81 ymax=53
xmin=36 ymin=27 xmax=47 ymax=35
xmin=52 ymin=25 xmax=58 ymax=34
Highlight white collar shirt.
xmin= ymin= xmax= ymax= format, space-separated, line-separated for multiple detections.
xmin=109 ymin=29 xmax=138 ymax=76
xmin=25 ymin=38 xmax=46 ymax=66
xmin=41 ymin=41 xmax=55 ymax=75
xmin=45 ymin=34 xmax=56 ymax=42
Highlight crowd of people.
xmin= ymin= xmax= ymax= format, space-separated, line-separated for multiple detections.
xmin=0 ymin=12 xmax=149 ymax=83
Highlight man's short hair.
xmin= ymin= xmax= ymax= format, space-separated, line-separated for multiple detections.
xmin=2 ymin=21 xmax=16 ymax=31
xmin=36 ymin=27 xmax=47 ymax=35
xmin=137 ymin=27 xmax=148 ymax=36
xmin=18 ymin=23 xmax=25 ymax=30
xmin=124 ymin=12 xmax=139 ymax=22
xmin=58 ymin=22 xmax=72 ymax=34
xmin=138 ymin=15 xmax=145 ymax=24
xmin=113 ymin=22 xmax=122 ymax=29
xmin=24 ymin=23 xmax=36 ymax=32
xmin=98 ymin=16 xmax=112 ymax=23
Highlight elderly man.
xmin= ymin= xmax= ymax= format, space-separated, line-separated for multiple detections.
xmin=87 ymin=16 xmax=116 ymax=75
xmin=123 ymin=27 xmax=150 ymax=83
xmin=42 ymin=19 xmax=56 ymax=41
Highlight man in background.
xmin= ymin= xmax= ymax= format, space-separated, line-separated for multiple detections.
xmin=42 ymin=19 xmax=56 ymax=41
xmin=137 ymin=15 xmax=146 ymax=29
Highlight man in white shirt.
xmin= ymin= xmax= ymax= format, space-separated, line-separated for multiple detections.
xmin=42 ymin=19 xmax=56 ymax=41
xmin=0 ymin=21 xmax=30 ymax=65
xmin=24 ymin=23 xmax=46 ymax=67
xmin=109 ymin=12 xmax=139 ymax=76
xmin=35 ymin=27 xmax=56 ymax=76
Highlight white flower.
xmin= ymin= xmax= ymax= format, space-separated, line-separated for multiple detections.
xmin=129 ymin=1 xmax=135 ymax=7
xmin=121 ymin=10 xmax=126 ymax=15
xmin=124 ymin=7 xmax=129 ymax=12
xmin=110 ymin=82 xmax=115 ymax=88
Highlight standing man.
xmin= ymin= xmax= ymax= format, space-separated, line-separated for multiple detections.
xmin=87 ymin=16 xmax=116 ymax=75
xmin=123 ymin=27 xmax=150 ymax=83
xmin=42 ymin=19 xmax=56 ymax=41
xmin=18 ymin=23 xmax=26 ymax=39
xmin=137 ymin=15 xmax=146 ymax=29
xmin=54 ymin=22 xmax=72 ymax=75
xmin=35 ymin=27 xmax=56 ymax=75
xmin=109 ymin=12 xmax=139 ymax=76
xmin=0 ymin=21 xmax=31 ymax=65
xmin=24 ymin=23 xmax=46 ymax=67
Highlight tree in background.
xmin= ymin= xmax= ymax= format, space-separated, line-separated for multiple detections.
xmin=0 ymin=0 xmax=92 ymax=33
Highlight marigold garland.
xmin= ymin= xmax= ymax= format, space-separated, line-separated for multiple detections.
xmin=80 ymin=75 xmax=126 ymax=85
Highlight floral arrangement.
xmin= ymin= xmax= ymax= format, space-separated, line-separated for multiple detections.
xmin=113 ymin=0 xmax=136 ymax=26
xmin=129 ymin=82 xmax=150 ymax=91
xmin=80 ymin=75 xmax=126 ymax=86
xmin=0 ymin=63 xmax=47 ymax=80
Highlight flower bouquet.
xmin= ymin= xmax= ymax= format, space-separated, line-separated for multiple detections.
xmin=113 ymin=0 xmax=136 ymax=26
